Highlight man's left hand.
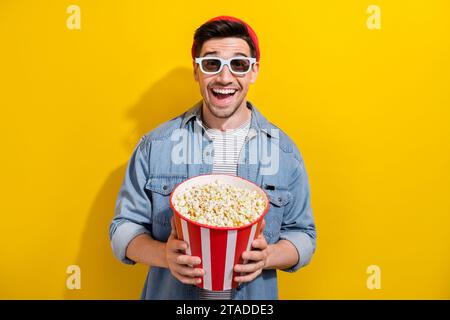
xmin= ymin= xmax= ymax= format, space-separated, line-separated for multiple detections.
xmin=233 ymin=220 xmax=268 ymax=283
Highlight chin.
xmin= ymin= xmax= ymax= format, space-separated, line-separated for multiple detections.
xmin=208 ymin=102 xmax=240 ymax=119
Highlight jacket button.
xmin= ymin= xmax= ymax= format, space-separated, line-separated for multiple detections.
xmin=162 ymin=185 xmax=168 ymax=191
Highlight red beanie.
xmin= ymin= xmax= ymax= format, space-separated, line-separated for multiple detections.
xmin=191 ymin=16 xmax=260 ymax=62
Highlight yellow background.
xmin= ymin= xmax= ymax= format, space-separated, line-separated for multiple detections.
xmin=1 ymin=0 xmax=449 ymax=299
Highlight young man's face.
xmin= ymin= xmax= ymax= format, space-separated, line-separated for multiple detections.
xmin=194 ymin=37 xmax=259 ymax=119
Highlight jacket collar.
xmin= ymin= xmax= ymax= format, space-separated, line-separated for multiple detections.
xmin=181 ymin=100 xmax=278 ymax=139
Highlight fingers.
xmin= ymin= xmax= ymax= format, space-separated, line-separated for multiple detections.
xmin=242 ymin=249 xmax=267 ymax=262
xmin=234 ymin=268 xmax=262 ymax=283
xmin=168 ymin=256 xmax=204 ymax=285
xmin=176 ymin=255 xmax=201 ymax=266
xmin=168 ymin=239 xmax=188 ymax=252
xmin=173 ymin=272 xmax=203 ymax=285
xmin=251 ymin=237 xmax=268 ymax=250
xmin=234 ymin=260 xmax=265 ymax=274
xmin=175 ymin=265 xmax=204 ymax=278
xmin=166 ymin=221 xmax=205 ymax=285
xmin=167 ymin=250 xmax=204 ymax=284
xmin=170 ymin=255 xmax=204 ymax=285
xmin=232 ymin=237 xmax=268 ymax=284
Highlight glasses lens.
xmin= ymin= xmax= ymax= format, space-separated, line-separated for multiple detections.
xmin=230 ymin=58 xmax=251 ymax=73
xmin=201 ymin=58 xmax=221 ymax=72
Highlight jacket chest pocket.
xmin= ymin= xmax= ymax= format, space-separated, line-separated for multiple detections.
xmin=145 ymin=174 xmax=187 ymax=240
xmin=261 ymin=183 xmax=292 ymax=243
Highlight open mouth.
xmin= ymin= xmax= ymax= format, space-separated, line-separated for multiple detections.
xmin=210 ymin=88 xmax=238 ymax=100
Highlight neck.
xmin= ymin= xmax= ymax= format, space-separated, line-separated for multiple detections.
xmin=202 ymin=100 xmax=251 ymax=131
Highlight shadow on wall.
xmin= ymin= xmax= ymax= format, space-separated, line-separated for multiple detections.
xmin=65 ymin=67 xmax=200 ymax=299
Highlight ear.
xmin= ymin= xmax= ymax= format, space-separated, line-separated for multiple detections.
xmin=193 ymin=61 xmax=199 ymax=82
xmin=250 ymin=62 xmax=260 ymax=84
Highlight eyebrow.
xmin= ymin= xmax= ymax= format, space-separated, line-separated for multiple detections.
xmin=203 ymin=51 xmax=249 ymax=57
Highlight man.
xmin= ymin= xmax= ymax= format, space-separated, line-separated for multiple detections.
xmin=109 ymin=16 xmax=316 ymax=300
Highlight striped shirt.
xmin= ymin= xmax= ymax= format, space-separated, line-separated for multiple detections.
xmin=204 ymin=120 xmax=251 ymax=175
xmin=196 ymin=114 xmax=251 ymax=300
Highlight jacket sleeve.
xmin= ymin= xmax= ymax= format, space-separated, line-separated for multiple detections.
xmin=109 ymin=136 xmax=152 ymax=265
xmin=278 ymin=146 xmax=317 ymax=272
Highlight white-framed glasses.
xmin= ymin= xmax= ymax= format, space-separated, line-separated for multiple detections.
xmin=195 ymin=56 xmax=256 ymax=75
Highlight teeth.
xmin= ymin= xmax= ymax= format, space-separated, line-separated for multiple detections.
xmin=212 ymin=88 xmax=237 ymax=94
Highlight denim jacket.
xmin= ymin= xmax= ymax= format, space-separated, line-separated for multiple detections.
xmin=109 ymin=101 xmax=316 ymax=299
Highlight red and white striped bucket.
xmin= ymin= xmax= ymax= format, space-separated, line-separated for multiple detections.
xmin=170 ymin=174 xmax=269 ymax=291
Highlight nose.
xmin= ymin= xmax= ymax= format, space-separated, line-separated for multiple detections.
xmin=216 ymin=64 xmax=234 ymax=83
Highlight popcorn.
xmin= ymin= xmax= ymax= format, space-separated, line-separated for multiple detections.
xmin=173 ymin=180 xmax=266 ymax=227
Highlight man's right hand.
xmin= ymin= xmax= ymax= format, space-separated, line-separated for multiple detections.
xmin=166 ymin=217 xmax=204 ymax=285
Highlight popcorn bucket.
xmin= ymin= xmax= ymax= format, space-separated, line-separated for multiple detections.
xmin=169 ymin=174 xmax=269 ymax=291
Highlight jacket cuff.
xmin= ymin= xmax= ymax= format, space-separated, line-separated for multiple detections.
xmin=279 ymin=231 xmax=314 ymax=272
xmin=111 ymin=222 xmax=151 ymax=265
